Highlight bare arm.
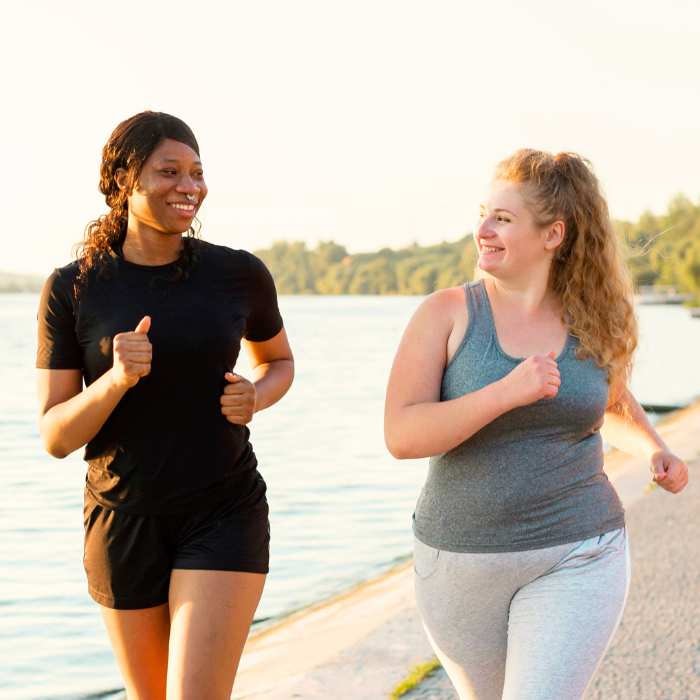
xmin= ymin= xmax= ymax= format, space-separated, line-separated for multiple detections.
xmin=601 ymin=386 xmax=667 ymax=459
xmin=37 ymin=368 xmax=129 ymax=458
xmin=220 ymin=328 xmax=294 ymax=424
xmin=384 ymin=290 xmax=514 ymax=459
xmin=245 ymin=328 xmax=294 ymax=411
xmin=602 ymin=386 xmax=688 ymax=493
xmin=37 ymin=316 xmax=152 ymax=459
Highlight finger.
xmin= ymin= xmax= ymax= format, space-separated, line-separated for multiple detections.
xmin=650 ymin=454 xmax=668 ymax=480
xmin=221 ymin=407 xmax=252 ymax=419
xmin=122 ymin=351 xmax=152 ymax=363
xmin=223 ymin=383 xmax=253 ymax=396
xmin=222 ymin=408 xmax=251 ymax=421
xmin=116 ymin=336 xmax=152 ymax=348
xmin=134 ymin=316 xmax=151 ymax=334
xmin=221 ymin=395 xmax=255 ymax=407
xmin=220 ymin=396 xmax=252 ymax=408
xmin=225 ymin=372 xmax=243 ymax=383
xmin=125 ymin=361 xmax=151 ymax=375
xmin=226 ymin=416 xmax=251 ymax=425
xmin=220 ymin=397 xmax=254 ymax=410
xmin=542 ymin=384 xmax=559 ymax=398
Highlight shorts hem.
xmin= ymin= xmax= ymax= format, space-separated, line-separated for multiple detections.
xmin=172 ymin=561 xmax=269 ymax=574
xmin=88 ymin=586 xmax=168 ymax=611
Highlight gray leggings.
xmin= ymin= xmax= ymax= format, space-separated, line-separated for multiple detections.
xmin=414 ymin=528 xmax=631 ymax=700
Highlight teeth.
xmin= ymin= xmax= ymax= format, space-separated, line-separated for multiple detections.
xmin=170 ymin=203 xmax=195 ymax=211
xmin=483 ymin=246 xmax=502 ymax=253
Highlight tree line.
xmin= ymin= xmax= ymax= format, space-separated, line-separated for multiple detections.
xmin=255 ymin=194 xmax=700 ymax=302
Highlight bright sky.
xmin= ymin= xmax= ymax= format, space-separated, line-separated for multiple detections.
xmin=3 ymin=0 xmax=699 ymax=275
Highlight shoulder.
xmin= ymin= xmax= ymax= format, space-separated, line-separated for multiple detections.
xmin=194 ymin=240 xmax=266 ymax=272
xmin=41 ymin=261 xmax=80 ymax=297
xmin=408 ymin=284 xmax=468 ymax=336
xmin=48 ymin=260 xmax=80 ymax=282
xmin=418 ymin=285 xmax=468 ymax=319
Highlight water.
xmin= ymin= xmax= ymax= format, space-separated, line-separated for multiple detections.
xmin=1 ymin=293 xmax=699 ymax=699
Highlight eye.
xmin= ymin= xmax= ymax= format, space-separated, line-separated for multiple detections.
xmin=161 ymin=169 xmax=177 ymax=176
xmin=496 ymin=215 xmax=511 ymax=223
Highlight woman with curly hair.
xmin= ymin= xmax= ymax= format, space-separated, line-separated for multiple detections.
xmin=36 ymin=111 xmax=294 ymax=699
xmin=385 ymin=149 xmax=688 ymax=699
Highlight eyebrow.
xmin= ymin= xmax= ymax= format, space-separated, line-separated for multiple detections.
xmin=159 ymin=158 xmax=203 ymax=166
xmin=480 ymin=205 xmax=517 ymax=217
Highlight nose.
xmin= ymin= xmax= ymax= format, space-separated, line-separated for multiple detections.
xmin=176 ymin=174 xmax=200 ymax=194
xmin=477 ymin=216 xmax=496 ymax=239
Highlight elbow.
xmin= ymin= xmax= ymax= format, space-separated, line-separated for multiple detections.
xmin=39 ymin=424 xmax=70 ymax=459
xmin=44 ymin=440 xmax=69 ymax=459
xmin=384 ymin=428 xmax=415 ymax=460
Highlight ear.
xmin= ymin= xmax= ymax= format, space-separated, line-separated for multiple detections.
xmin=114 ymin=168 xmax=129 ymax=193
xmin=544 ymin=220 xmax=565 ymax=254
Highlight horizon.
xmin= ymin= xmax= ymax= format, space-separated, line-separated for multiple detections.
xmin=4 ymin=189 xmax=695 ymax=280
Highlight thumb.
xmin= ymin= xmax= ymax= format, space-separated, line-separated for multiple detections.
xmin=651 ymin=452 xmax=668 ymax=480
xmin=547 ymin=350 xmax=556 ymax=359
xmin=134 ymin=315 xmax=151 ymax=334
xmin=224 ymin=372 xmax=240 ymax=383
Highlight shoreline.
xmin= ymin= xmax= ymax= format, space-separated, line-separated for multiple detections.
xmin=233 ymin=398 xmax=700 ymax=698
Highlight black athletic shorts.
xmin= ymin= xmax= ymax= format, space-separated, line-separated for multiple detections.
xmin=82 ymin=488 xmax=270 ymax=610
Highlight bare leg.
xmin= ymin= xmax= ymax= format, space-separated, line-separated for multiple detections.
xmin=166 ymin=569 xmax=266 ymax=700
xmin=100 ymin=603 xmax=170 ymax=700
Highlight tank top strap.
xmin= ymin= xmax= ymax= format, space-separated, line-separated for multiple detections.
xmin=464 ymin=279 xmax=495 ymax=341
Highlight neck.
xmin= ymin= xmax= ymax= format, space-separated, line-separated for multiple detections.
xmin=486 ymin=267 xmax=559 ymax=317
xmin=122 ymin=219 xmax=184 ymax=266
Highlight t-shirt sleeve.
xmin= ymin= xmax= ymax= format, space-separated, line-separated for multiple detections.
xmin=36 ymin=268 xmax=83 ymax=369
xmin=245 ymin=253 xmax=283 ymax=342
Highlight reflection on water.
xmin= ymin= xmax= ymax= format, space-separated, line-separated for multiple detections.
xmin=1 ymin=293 xmax=699 ymax=698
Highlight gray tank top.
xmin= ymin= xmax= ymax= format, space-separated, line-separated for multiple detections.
xmin=412 ymin=280 xmax=625 ymax=552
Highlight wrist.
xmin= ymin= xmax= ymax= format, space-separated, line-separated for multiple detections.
xmin=645 ymin=439 xmax=669 ymax=460
xmin=106 ymin=367 xmax=131 ymax=394
xmin=490 ymin=377 xmax=517 ymax=415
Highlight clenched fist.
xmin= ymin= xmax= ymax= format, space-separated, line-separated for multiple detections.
xmin=110 ymin=316 xmax=152 ymax=389
xmin=220 ymin=372 xmax=257 ymax=425
xmin=501 ymin=351 xmax=561 ymax=409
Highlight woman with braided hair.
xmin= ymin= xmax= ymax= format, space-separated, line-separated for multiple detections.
xmin=36 ymin=111 xmax=294 ymax=699
xmin=385 ymin=149 xmax=688 ymax=699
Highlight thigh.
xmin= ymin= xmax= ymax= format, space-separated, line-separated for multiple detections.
xmin=167 ymin=569 xmax=266 ymax=700
xmin=100 ymin=603 xmax=170 ymax=700
xmin=414 ymin=538 xmax=517 ymax=700
xmin=503 ymin=528 xmax=631 ymax=700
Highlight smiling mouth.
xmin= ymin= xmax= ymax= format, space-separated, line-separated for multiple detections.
xmin=168 ymin=203 xmax=196 ymax=213
xmin=480 ymin=245 xmax=503 ymax=253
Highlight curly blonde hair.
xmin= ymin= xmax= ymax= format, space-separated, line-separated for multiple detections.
xmin=493 ymin=149 xmax=637 ymax=409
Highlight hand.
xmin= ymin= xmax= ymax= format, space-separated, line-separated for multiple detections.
xmin=500 ymin=351 xmax=561 ymax=409
xmin=110 ymin=316 xmax=152 ymax=389
xmin=220 ymin=372 xmax=256 ymax=425
xmin=650 ymin=449 xmax=689 ymax=493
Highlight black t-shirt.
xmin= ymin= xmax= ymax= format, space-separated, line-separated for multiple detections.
xmin=36 ymin=240 xmax=283 ymax=514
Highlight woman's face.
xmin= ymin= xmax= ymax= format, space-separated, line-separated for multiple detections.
xmin=125 ymin=138 xmax=208 ymax=235
xmin=475 ymin=179 xmax=559 ymax=280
